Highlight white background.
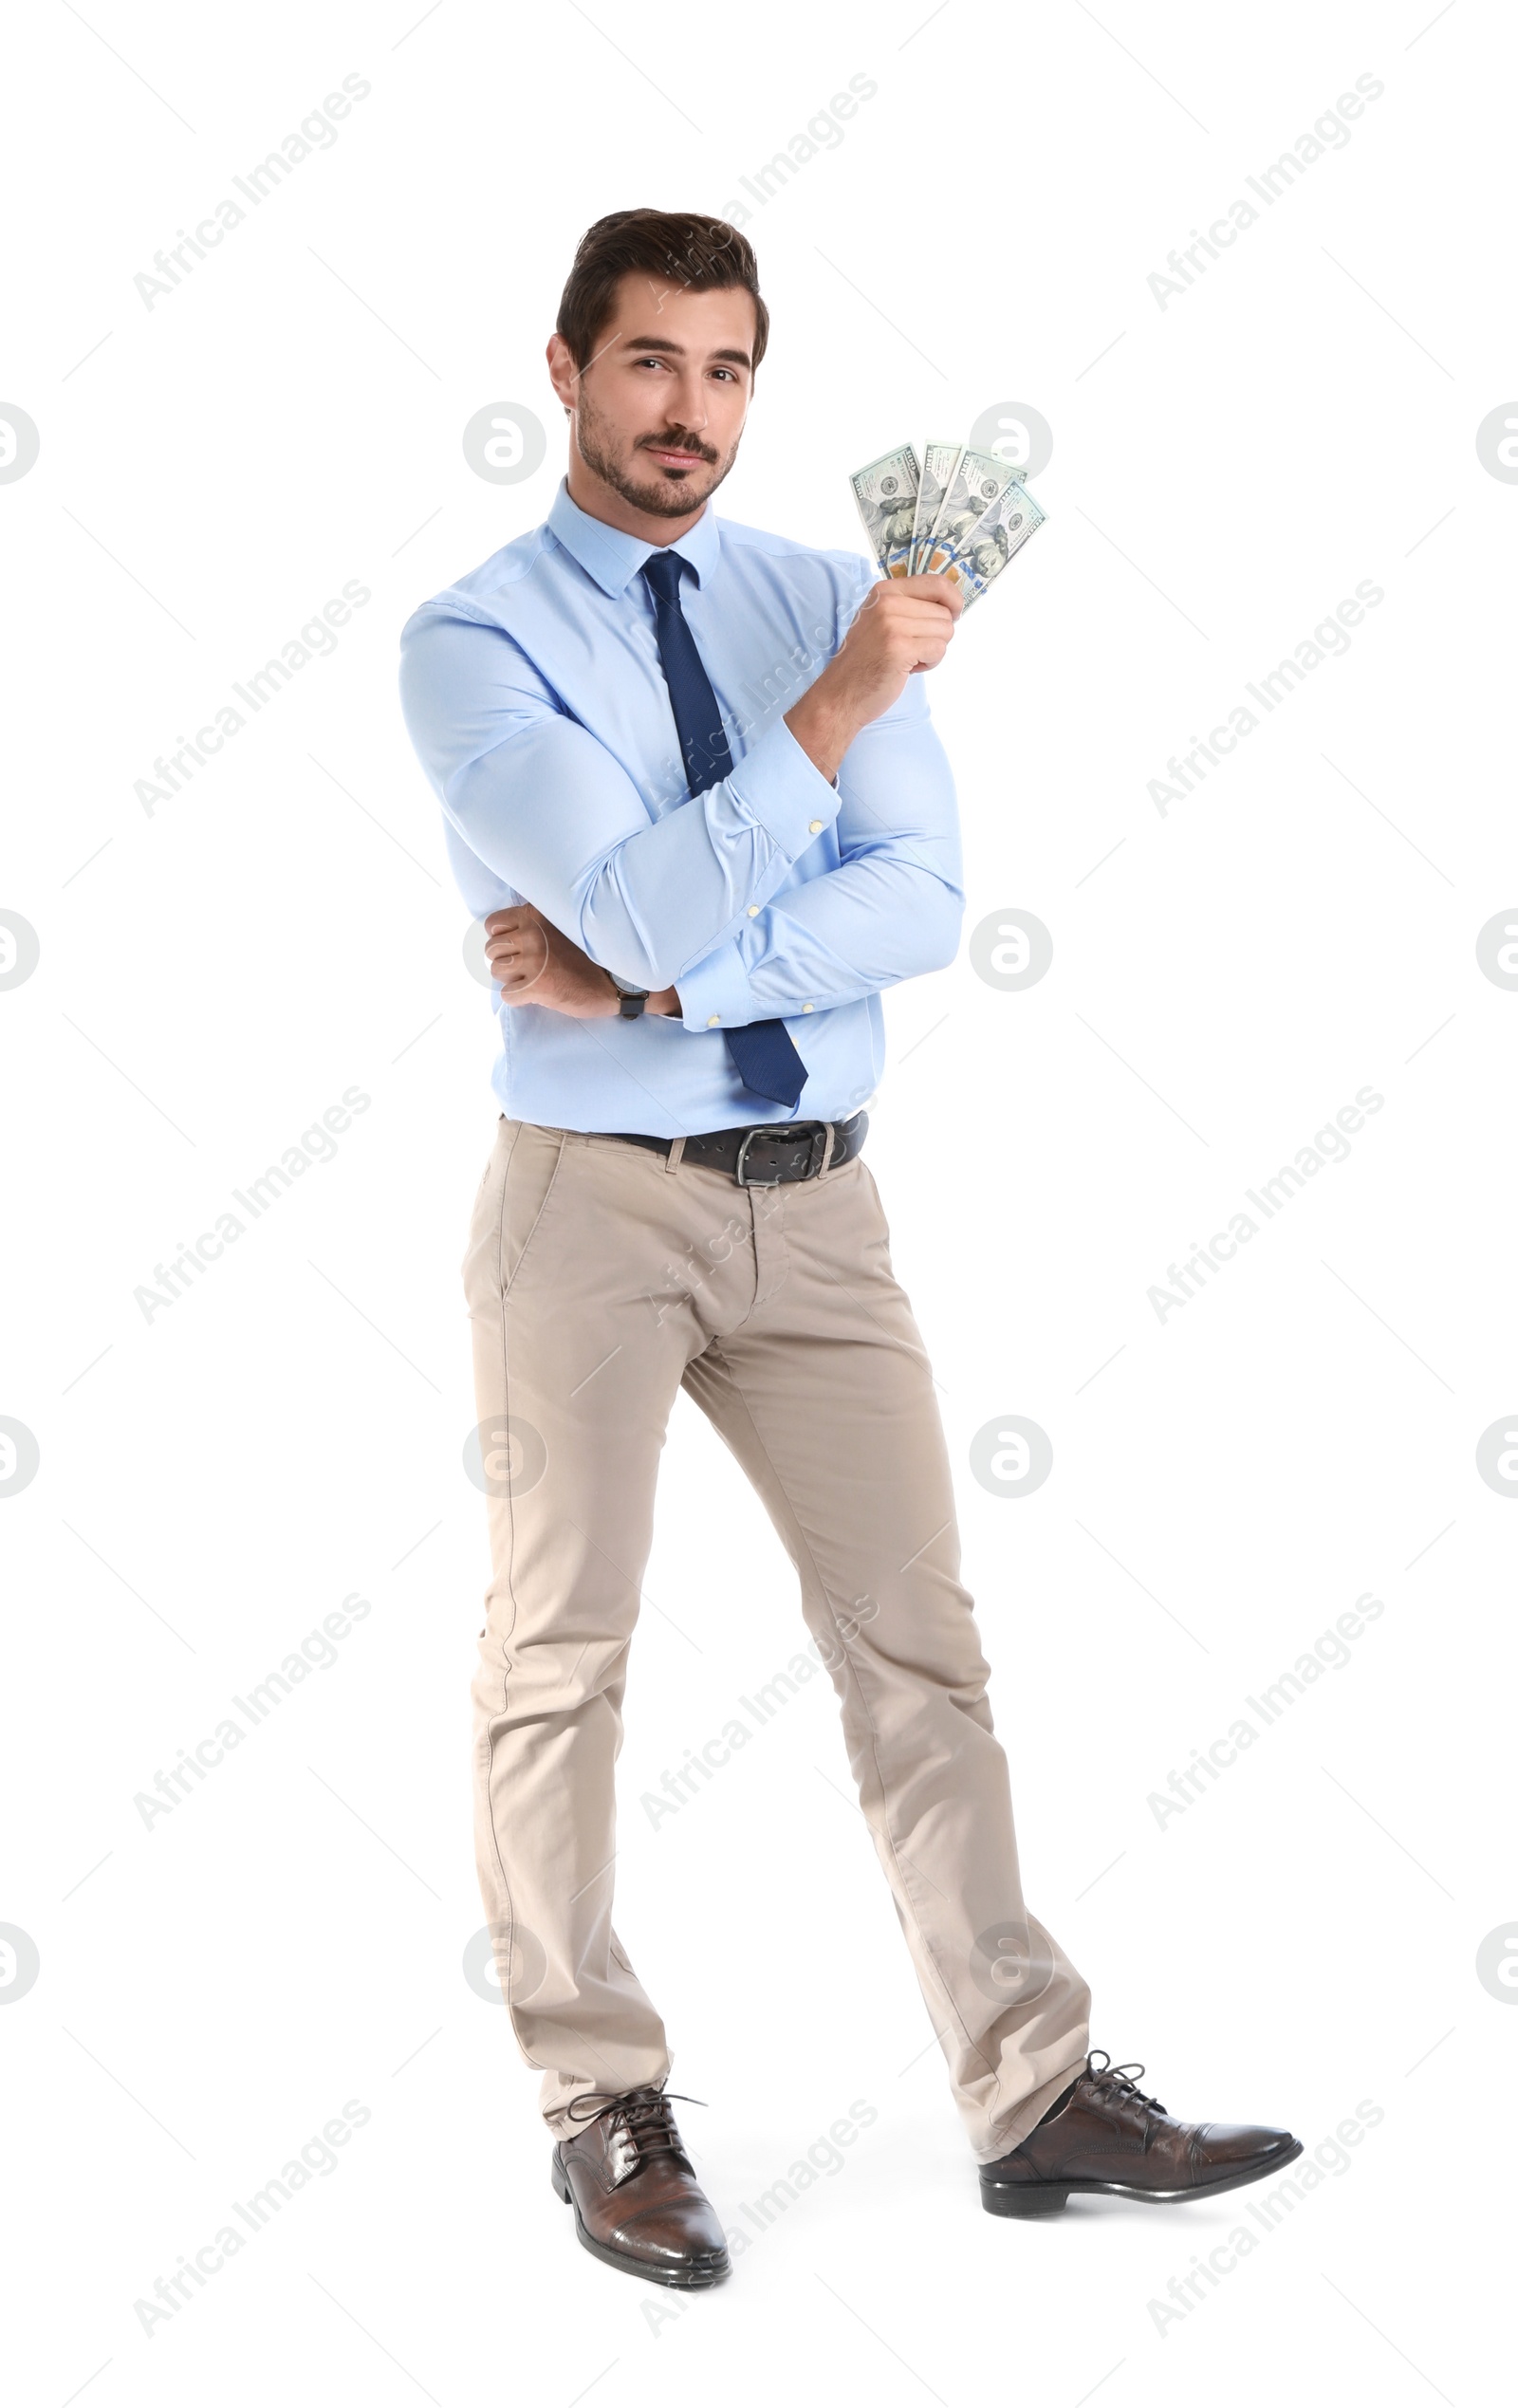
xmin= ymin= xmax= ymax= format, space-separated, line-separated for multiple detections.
xmin=3 ymin=1 xmax=1513 ymax=2400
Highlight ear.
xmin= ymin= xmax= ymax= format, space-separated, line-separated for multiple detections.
xmin=546 ymin=331 xmax=578 ymax=415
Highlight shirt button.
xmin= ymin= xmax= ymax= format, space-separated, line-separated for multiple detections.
xmin=747 ymin=904 xmax=759 ymax=917
xmin=802 ymin=1002 xmax=814 ymax=1012
xmin=707 ymin=1013 xmax=720 ymax=1027
xmin=808 ymin=818 xmax=824 ymax=834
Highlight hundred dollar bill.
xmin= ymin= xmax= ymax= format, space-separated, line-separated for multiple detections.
xmin=918 ymin=445 xmax=1022 ymax=576
xmin=908 ymin=441 xmax=961 ymax=576
xmin=849 ymin=443 xmax=920 ymax=578
xmin=938 ymin=477 xmax=1046 ymax=606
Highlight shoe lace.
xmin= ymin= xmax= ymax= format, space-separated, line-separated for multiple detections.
xmin=565 ymin=2081 xmax=705 ymax=2168
xmin=1084 ymin=2049 xmax=1168 ymax=2118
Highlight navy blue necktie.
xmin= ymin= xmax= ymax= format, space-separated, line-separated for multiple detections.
xmin=640 ymin=548 xmax=808 ymax=1111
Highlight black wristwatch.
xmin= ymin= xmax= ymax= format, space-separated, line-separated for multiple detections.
xmin=606 ymin=970 xmax=651 ymax=1020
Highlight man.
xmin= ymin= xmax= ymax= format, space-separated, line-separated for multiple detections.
xmin=398 ymin=208 xmax=1299 ymax=2290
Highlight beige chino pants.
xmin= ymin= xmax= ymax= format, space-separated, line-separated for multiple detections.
xmin=463 ymin=1113 xmax=1091 ymax=2162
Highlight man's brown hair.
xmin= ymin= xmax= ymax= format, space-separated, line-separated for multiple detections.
xmin=555 ymin=209 xmax=768 ymax=380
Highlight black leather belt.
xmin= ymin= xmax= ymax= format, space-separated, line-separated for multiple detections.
xmin=600 ymin=1111 xmax=867 ymax=1187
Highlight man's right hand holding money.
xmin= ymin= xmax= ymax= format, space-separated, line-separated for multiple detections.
xmin=784 ymin=574 xmax=962 ymax=784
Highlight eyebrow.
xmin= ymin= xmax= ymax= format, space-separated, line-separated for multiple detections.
xmin=620 ymin=332 xmax=753 ymax=370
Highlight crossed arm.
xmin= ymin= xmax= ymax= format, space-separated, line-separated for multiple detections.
xmin=398 ymin=595 xmax=966 ymax=1027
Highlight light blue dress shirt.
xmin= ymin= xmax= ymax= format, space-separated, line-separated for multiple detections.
xmin=398 ymin=477 xmax=963 ymax=1137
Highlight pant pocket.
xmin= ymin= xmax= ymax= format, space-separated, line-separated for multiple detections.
xmin=497 ymin=1123 xmax=571 ymax=1298
xmin=460 ymin=1129 xmax=506 ymax=1289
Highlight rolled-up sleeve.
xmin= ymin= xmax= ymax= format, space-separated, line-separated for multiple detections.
xmin=398 ymin=602 xmax=843 ymax=991
xmin=672 ymin=668 xmax=964 ymax=1029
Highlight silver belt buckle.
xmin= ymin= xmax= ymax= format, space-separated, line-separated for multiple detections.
xmin=734 ymin=1122 xmax=828 ymax=1187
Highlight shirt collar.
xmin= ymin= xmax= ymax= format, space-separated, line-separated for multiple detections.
xmin=546 ymin=476 xmax=720 ymax=600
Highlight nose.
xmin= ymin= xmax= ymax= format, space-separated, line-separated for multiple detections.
xmin=669 ymin=372 xmax=709 ymax=433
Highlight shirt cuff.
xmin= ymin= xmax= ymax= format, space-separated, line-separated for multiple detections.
xmin=726 ymin=712 xmax=841 ymax=857
xmin=674 ymin=937 xmax=765 ymax=1034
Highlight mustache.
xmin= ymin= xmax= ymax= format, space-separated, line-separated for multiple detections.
xmin=637 ymin=429 xmax=719 ymax=464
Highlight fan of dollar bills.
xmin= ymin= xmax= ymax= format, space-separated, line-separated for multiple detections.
xmin=849 ymin=440 xmax=1045 ymax=605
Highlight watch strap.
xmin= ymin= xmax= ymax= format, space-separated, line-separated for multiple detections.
xmin=607 ymin=969 xmax=650 ymax=1019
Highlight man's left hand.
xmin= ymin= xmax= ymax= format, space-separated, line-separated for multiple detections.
xmin=485 ymin=904 xmax=620 ymax=1018
xmin=484 ymin=904 xmax=682 ymax=1019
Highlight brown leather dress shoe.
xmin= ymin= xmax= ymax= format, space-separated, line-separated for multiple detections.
xmin=979 ymin=2051 xmax=1302 ymax=2217
xmin=551 ymin=2084 xmax=731 ymax=2287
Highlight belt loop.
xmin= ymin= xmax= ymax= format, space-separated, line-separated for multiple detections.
xmin=818 ymin=1120 xmax=837 ymax=1175
xmin=664 ymin=1137 xmax=686 ymax=1174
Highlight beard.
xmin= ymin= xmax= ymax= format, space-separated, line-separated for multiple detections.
xmin=574 ymin=387 xmax=737 ymax=519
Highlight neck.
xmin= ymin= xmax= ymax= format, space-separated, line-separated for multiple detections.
xmin=564 ymin=454 xmax=710 ymax=548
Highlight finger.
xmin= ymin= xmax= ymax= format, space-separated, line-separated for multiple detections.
xmin=488 ymin=927 xmax=547 ymax=977
xmin=878 ymin=573 xmax=963 ymax=618
xmin=491 ymin=960 xmax=546 ymax=991
xmin=868 ymin=591 xmax=963 ymax=633
xmin=512 ymin=933 xmax=548 ymax=982
xmin=896 ymin=575 xmax=965 ymax=618
xmin=488 ymin=900 xmax=546 ymax=932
